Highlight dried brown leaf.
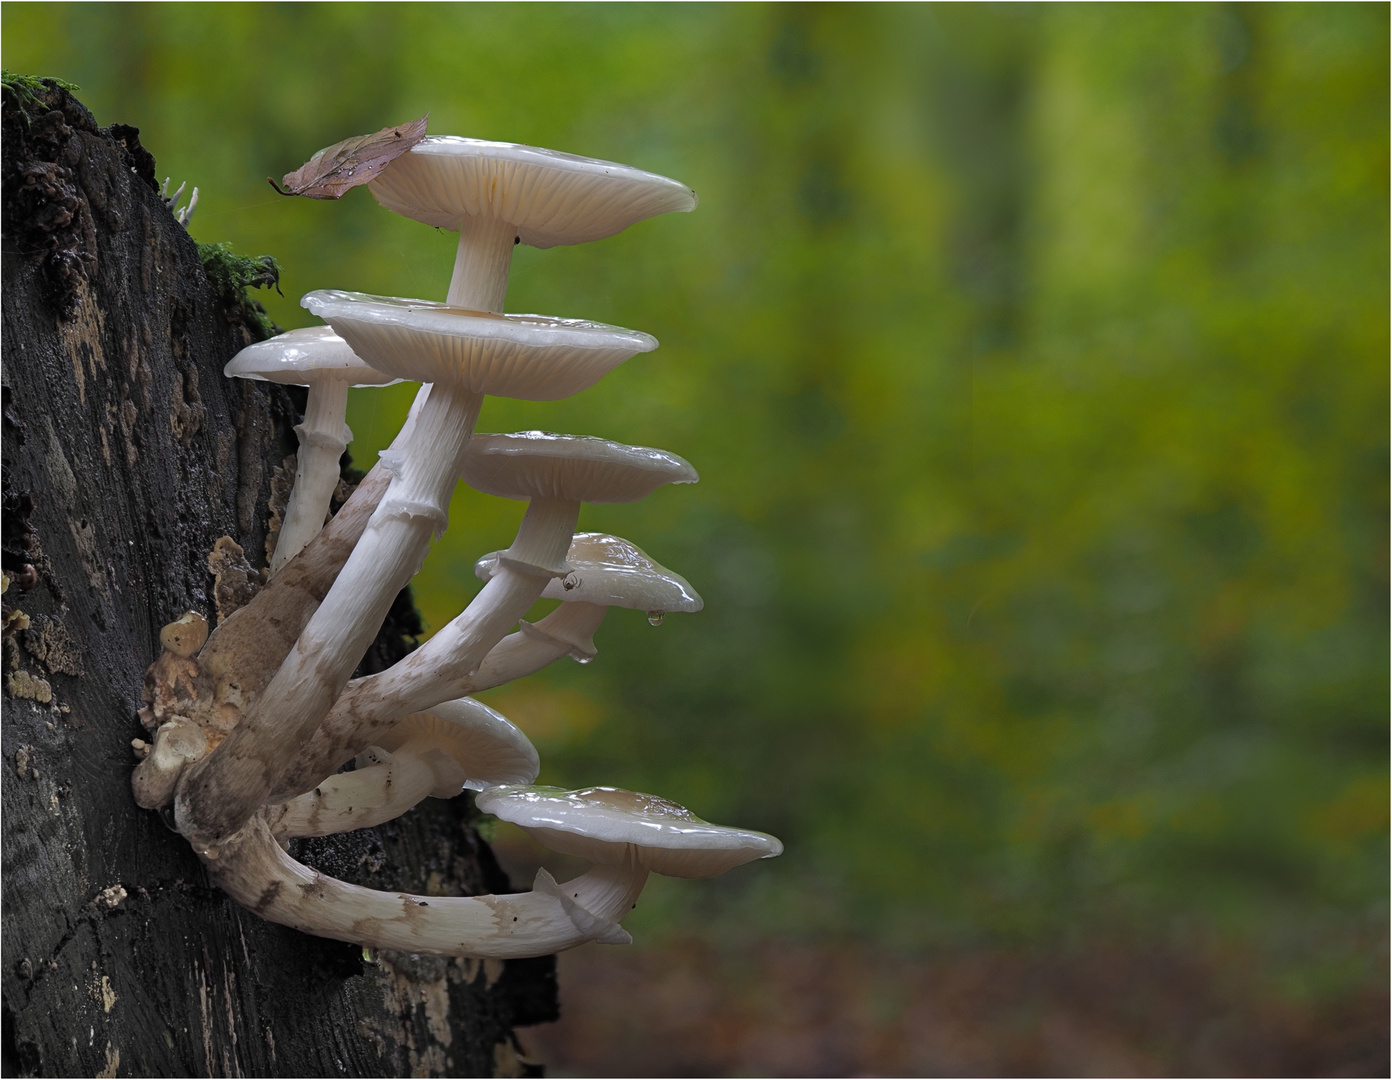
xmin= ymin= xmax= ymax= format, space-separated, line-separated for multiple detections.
xmin=269 ymin=114 xmax=429 ymax=199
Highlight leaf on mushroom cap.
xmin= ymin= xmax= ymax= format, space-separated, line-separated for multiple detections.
xmin=369 ymin=136 xmax=697 ymax=246
xmin=224 ymin=326 xmax=401 ymax=387
xmin=272 ymin=115 xmax=429 ymax=199
xmin=302 ymin=290 xmax=656 ymax=395
xmin=475 ymin=532 xmax=703 ymax=613
xmin=474 ymin=785 xmax=783 ymax=879
xmin=461 ymin=432 xmax=697 ymax=505
xmin=374 ymin=698 xmax=539 ymax=797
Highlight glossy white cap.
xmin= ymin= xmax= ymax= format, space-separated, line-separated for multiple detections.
xmin=372 ymin=697 xmax=540 ymax=796
xmin=302 ymin=290 xmax=655 ymax=396
xmin=475 ymin=785 xmax=783 ymax=879
xmin=475 ymin=532 xmax=703 ymax=614
xmin=224 ymin=326 xmax=399 ymax=387
xmin=461 ymin=432 xmax=697 ymax=505
xmin=369 ymin=137 xmax=697 ymax=246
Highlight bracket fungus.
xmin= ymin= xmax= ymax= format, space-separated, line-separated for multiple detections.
xmin=135 ymin=122 xmax=780 ymax=960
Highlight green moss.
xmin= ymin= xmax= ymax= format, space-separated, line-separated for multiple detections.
xmin=196 ymin=241 xmax=282 ymax=340
xmin=1 ymin=72 xmax=79 ymax=120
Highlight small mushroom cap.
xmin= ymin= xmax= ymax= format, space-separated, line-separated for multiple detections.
xmin=369 ymin=137 xmax=697 ymax=247
xmin=302 ymin=290 xmax=655 ymax=396
xmin=461 ymin=432 xmax=697 ymax=505
xmin=476 ymin=532 xmax=703 ymax=613
xmin=223 ymin=326 xmax=400 ymax=387
xmin=374 ymin=698 xmax=539 ymax=797
xmin=474 ymin=785 xmax=783 ymax=879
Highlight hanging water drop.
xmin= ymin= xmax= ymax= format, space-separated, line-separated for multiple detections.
xmin=572 ymin=653 xmax=594 ymax=665
xmin=647 ymin=610 xmax=666 ymax=627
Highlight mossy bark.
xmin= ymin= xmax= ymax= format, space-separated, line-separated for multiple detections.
xmin=0 ymin=78 xmax=556 ymax=1078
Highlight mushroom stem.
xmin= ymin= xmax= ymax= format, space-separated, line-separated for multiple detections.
xmin=447 ymin=215 xmax=516 ymax=313
xmin=564 ymin=861 xmax=651 ymax=925
xmin=196 ymin=461 xmax=389 ymax=694
xmin=270 ymin=602 xmax=606 ymax=803
xmin=262 ymin=499 xmax=577 ymax=802
xmin=178 ymin=379 xmax=484 ymax=851
xmin=195 ymin=384 xmax=429 ymax=711
xmin=343 ymin=495 xmax=579 ymax=713
xmin=271 ymin=378 xmax=352 ymax=575
xmin=206 ymin=815 xmax=632 ymax=957
xmin=475 ymin=601 xmax=605 ymax=681
xmin=266 ymin=747 xmax=438 ymax=838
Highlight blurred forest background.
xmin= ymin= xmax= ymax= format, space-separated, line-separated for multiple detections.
xmin=4 ymin=4 xmax=1386 ymax=1075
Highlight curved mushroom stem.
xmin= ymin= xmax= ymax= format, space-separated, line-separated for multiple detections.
xmin=259 ymin=497 xmax=579 ymax=803
xmin=447 ymin=215 xmax=516 ymax=313
xmin=266 ymin=746 xmax=439 ymax=838
xmin=206 ymin=815 xmax=635 ymax=957
xmin=322 ymin=496 xmax=579 ymax=717
xmin=564 ymin=861 xmax=651 ymax=925
xmin=271 ymin=602 xmax=607 ymax=803
xmin=184 ymin=458 xmax=391 ymax=730
xmin=195 ymin=384 xmax=429 ymax=701
xmin=271 ymin=378 xmax=352 ymax=575
xmin=177 ymin=379 xmax=484 ymax=851
xmin=473 ymin=601 xmax=604 ymax=683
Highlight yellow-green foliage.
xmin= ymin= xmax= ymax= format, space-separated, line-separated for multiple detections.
xmin=6 ymin=3 xmax=1383 ymax=991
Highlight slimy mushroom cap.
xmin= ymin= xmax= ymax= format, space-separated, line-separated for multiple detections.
xmin=302 ymin=290 xmax=655 ymax=396
xmin=224 ymin=326 xmax=399 ymax=387
xmin=461 ymin=432 xmax=697 ymax=505
xmin=373 ymin=698 xmax=539 ymax=796
xmin=476 ymin=532 xmax=703 ymax=613
xmin=369 ymin=136 xmax=697 ymax=247
xmin=475 ymin=785 xmax=783 ymax=879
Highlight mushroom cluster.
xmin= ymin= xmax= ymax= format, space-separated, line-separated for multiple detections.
xmin=132 ymin=132 xmax=781 ymax=958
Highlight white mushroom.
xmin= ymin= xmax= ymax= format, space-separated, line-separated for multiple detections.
xmin=177 ymin=144 xmax=693 ymax=848
xmin=477 ymin=531 xmax=704 ymax=636
xmin=266 ymin=698 xmax=538 ymax=839
xmin=224 ymin=327 xmax=399 ymax=573
xmin=475 ymin=785 xmax=784 ymax=935
xmin=175 ymin=308 xmax=656 ymax=849
xmin=368 ymin=137 xmax=697 ymax=312
xmin=266 ymin=443 xmax=697 ymax=804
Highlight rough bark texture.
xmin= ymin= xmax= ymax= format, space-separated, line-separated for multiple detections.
xmin=1 ymin=79 xmax=556 ymax=1078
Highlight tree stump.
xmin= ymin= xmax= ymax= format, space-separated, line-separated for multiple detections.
xmin=1 ymin=77 xmax=556 ymax=1078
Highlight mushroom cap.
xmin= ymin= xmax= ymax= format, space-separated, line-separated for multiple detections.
xmin=374 ymin=698 xmax=539 ymax=797
xmin=476 ymin=532 xmax=703 ymax=613
xmin=474 ymin=785 xmax=783 ymax=879
xmin=223 ymin=326 xmax=400 ymax=387
xmin=368 ymin=137 xmax=697 ymax=247
xmin=302 ymin=290 xmax=656 ymax=396
xmin=461 ymin=432 xmax=697 ymax=505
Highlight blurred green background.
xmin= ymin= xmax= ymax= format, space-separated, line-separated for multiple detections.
xmin=5 ymin=2 xmax=1386 ymax=1070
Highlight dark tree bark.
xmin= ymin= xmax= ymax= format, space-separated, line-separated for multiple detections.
xmin=1 ymin=78 xmax=556 ymax=1078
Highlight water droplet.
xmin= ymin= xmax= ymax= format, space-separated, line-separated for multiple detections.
xmin=573 ymin=654 xmax=593 ymax=665
xmin=647 ymin=611 xmax=666 ymax=627
xmin=562 ymin=572 xmax=581 ymax=592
